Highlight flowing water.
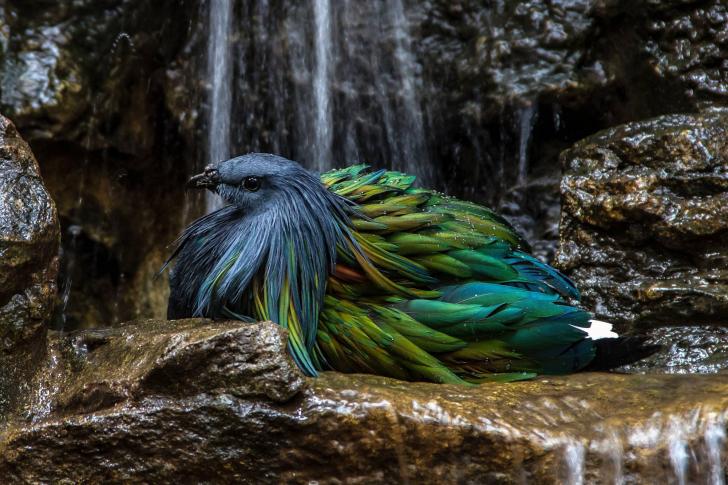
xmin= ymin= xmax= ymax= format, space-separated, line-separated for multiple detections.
xmin=204 ymin=0 xmax=433 ymax=198
xmin=547 ymin=408 xmax=728 ymax=485
xmin=206 ymin=0 xmax=234 ymax=212
xmin=312 ymin=0 xmax=333 ymax=172
xmin=562 ymin=438 xmax=586 ymax=485
xmin=517 ymin=101 xmax=537 ymax=186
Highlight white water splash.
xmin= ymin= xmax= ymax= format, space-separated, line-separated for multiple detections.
xmin=705 ymin=411 xmax=726 ymax=485
xmin=206 ymin=0 xmax=233 ymax=212
xmin=563 ymin=439 xmax=586 ymax=485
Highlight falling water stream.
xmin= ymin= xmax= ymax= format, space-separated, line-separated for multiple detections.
xmin=312 ymin=0 xmax=333 ymax=172
xmin=205 ymin=0 xmax=432 ymax=189
xmin=388 ymin=0 xmax=430 ymax=183
xmin=517 ymin=101 xmax=537 ymax=186
xmin=206 ymin=0 xmax=233 ymax=212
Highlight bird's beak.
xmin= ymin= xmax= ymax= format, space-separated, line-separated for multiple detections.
xmin=186 ymin=166 xmax=221 ymax=189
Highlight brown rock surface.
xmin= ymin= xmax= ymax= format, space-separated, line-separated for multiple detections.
xmin=557 ymin=111 xmax=728 ymax=328
xmin=0 ymin=113 xmax=59 ymax=416
xmin=1 ymin=319 xmax=726 ymax=484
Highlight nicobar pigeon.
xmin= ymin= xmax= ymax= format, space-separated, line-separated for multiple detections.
xmin=165 ymin=153 xmax=655 ymax=384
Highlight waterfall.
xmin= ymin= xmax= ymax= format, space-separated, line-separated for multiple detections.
xmin=517 ymin=101 xmax=537 ymax=186
xmin=219 ymin=1 xmax=433 ymax=183
xmin=206 ymin=0 xmax=233 ymax=212
xmin=705 ymin=412 xmax=726 ymax=485
xmin=312 ymin=0 xmax=333 ymax=172
xmin=389 ymin=0 xmax=430 ymax=184
xmin=668 ymin=428 xmax=689 ymax=485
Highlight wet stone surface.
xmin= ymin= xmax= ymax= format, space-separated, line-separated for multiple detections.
xmin=0 ymin=320 xmax=727 ymax=484
xmin=621 ymin=326 xmax=728 ymax=375
xmin=0 ymin=113 xmax=59 ymax=417
xmin=557 ymin=111 xmax=728 ymax=329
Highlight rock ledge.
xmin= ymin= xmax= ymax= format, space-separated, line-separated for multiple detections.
xmin=1 ymin=319 xmax=726 ymax=484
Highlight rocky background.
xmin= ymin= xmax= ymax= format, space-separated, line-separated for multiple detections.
xmin=1 ymin=0 xmax=726 ymax=330
xmin=0 ymin=0 xmax=203 ymax=329
xmin=0 ymin=0 xmax=726 ymax=482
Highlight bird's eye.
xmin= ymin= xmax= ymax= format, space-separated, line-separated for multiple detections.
xmin=242 ymin=176 xmax=261 ymax=192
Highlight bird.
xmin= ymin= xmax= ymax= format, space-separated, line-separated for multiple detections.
xmin=164 ymin=153 xmax=656 ymax=384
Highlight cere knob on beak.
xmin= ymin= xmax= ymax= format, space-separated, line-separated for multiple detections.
xmin=187 ymin=165 xmax=221 ymax=189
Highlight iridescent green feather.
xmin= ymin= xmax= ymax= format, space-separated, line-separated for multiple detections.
xmin=314 ymin=165 xmax=589 ymax=383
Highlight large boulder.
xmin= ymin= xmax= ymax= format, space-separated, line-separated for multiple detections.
xmin=0 ymin=114 xmax=59 ymax=416
xmin=556 ymin=111 xmax=728 ymax=328
xmin=1 ymin=320 xmax=727 ymax=483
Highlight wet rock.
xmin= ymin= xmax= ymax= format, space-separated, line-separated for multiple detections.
xmin=621 ymin=326 xmax=728 ymax=375
xmin=557 ymin=111 xmax=728 ymax=327
xmin=420 ymin=0 xmax=728 ymax=200
xmin=55 ymin=319 xmax=306 ymax=415
xmin=0 ymin=0 xmax=201 ymax=149
xmin=0 ymin=113 xmax=59 ymax=416
xmin=1 ymin=320 xmax=726 ymax=483
xmin=0 ymin=0 xmax=202 ymax=329
xmin=638 ymin=0 xmax=728 ymax=108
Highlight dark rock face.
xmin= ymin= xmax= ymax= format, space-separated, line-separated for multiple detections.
xmin=0 ymin=0 xmax=203 ymax=329
xmin=640 ymin=0 xmax=728 ymax=108
xmin=417 ymin=0 xmax=728 ymax=254
xmin=557 ymin=111 xmax=728 ymax=327
xmin=0 ymin=113 xmax=59 ymax=415
xmin=1 ymin=320 xmax=726 ymax=484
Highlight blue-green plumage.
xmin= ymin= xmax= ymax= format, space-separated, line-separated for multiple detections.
xmin=166 ymin=153 xmax=656 ymax=383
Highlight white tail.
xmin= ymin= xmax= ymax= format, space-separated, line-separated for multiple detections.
xmin=571 ymin=319 xmax=618 ymax=340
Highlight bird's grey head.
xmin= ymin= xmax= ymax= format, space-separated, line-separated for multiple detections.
xmin=187 ymin=153 xmax=319 ymax=212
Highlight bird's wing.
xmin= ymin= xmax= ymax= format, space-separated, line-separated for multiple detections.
xmin=317 ymin=165 xmax=594 ymax=383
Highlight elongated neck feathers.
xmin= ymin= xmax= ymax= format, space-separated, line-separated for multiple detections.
xmin=172 ymin=172 xmax=353 ymax=375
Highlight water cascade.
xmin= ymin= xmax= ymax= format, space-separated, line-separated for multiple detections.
xmin=517 ymin=101 xmax=537 ymax=185
xmin=388 ymin=0 xmax=430 ymax=182
xmin=218 ymin=1 xmax=432 ymax=184
xmin=311 ymin=0 xmax=333 ymax=172
xmin=206 ymin=0 xmax=234 ymax=212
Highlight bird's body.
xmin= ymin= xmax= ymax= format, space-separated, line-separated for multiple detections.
xmin=167 ymin=154 xmax=655 ymax=384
